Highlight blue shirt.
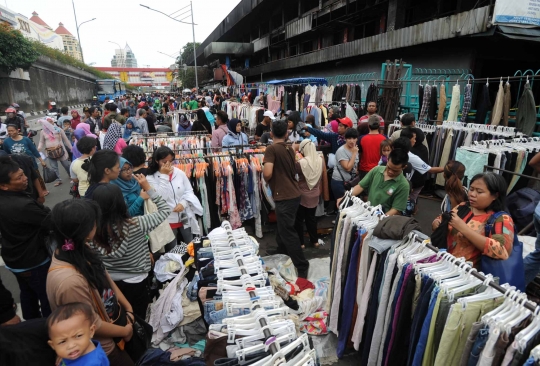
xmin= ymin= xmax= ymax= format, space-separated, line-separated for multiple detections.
xmin=62 ymin=341 xmax=109 ymax=366
xmin=2 ymin=137 xmax=41 ymax=169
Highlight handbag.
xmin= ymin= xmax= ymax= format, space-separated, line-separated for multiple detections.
xmin=336 ymin=165 xmax=360 ymax=191
xmin=69 ymin=181 xmax=80 ymax=198
xmin=124 ymin=313 xmax=153 ymax=363
xmin=42 ymin=165 xmax=57 ymax=184
xmin=481 ymin=211 xmax=526 ymax=291
xmin=144 ymin=198 xmax=175 ymax=252
xmin=45 ymin=145 xmax=65 ymax=159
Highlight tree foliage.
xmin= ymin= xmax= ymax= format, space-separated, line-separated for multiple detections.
xmin=176 ymin=67 xmax=211 ymax=90
xmin=0 ymin=23 xmax=40 ymax=74
xmin=179 ymin=42 xmax=201 ymax=65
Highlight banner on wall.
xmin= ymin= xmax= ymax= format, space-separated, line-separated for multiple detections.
xmin=493 ymin=0 xmax=540 ymax=27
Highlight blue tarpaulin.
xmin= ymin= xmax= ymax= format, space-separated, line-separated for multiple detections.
xmin=264 ymin=77 xmax=328 ymax=85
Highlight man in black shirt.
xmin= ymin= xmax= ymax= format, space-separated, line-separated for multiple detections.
xmin=0 ymin=156 xmax=52 ymax=320
xmin=255 ymin=111 xmax=274 ymax=141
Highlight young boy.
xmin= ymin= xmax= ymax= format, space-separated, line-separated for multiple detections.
xmin=47 ymin=302 xmax=109 ymax=366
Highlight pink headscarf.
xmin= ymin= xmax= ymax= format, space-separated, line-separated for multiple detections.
xmin=75 ymin=122 xmax=97 ymax=139
xmin=326 ymin=120 xmax=338 ymax=133
xmin=39 ymin=118 xmax=60 ymax=142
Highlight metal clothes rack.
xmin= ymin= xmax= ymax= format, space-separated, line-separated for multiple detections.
xmin=220 ymin=221 xmax=281 ymax=359
xmin=412 ymin=230 xmax=540 ymax=313
xmin=132 ymin=132 xmax=210 ymax=138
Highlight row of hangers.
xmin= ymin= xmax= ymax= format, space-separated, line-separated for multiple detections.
xmin=207 ymin=222 xmax=317 ymax=365
xmin=406 ymin=231 xmax=540 ymax=356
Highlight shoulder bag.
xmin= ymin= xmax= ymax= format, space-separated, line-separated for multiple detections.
xmin=482 ymin=211 xmax=525 ymax=291
xmin=45 ymin=145 xmax=65 ymax=160
xmin=336 ymin=164 xmax=360 ymax=191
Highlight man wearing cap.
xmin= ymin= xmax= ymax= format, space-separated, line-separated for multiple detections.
xmin=358 ymin=114 xmax=387 ymax=179
xmin=91 ymin=96 xmax=100 ymax=108
xmin=358 ymin=101 xmax=384 ymax=135
xmin=305 ymin=117 xmax=352 ymax=154
xmin=255 ymin=111 xmax=274 ymax=141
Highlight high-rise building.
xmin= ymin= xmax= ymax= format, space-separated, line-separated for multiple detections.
xmin=111 ymin=44 xmax=138 ymax=68
xmin=54 ymin=22 xmax=82 ymax=62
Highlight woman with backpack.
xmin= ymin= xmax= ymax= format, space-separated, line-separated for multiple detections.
xmin=432 ymin=172 xmax=515 ymax=269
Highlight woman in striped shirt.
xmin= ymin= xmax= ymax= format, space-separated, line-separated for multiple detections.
xmin=90 ymin=174 xmax=171 ymax=318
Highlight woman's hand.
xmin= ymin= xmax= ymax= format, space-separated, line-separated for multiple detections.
xmin=123 ymin=323 xmax=133 ymax=342
xmin=133 ymin=174 xmax=151 ymax=191
xmin=432 ymin=218 xmax=442 ymax=231
xmin=449 ymin=212 xmax=468 ymax=233
xmin=140 ymin=191 xmax=150 ymax=200
xmin=173 ymin=203 xmax=184 ymax=213
xmin=159 ymin=161 xmax=174 ymax=175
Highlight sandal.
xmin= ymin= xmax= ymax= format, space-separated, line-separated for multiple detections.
xmin=43 ymin=191 xmax=50 ymax=196
xmin=54 ymin=181 xmax=62 ymax=187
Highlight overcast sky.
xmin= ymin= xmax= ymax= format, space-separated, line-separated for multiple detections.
xmin=11 ymin=0 xmax=241 ymax=68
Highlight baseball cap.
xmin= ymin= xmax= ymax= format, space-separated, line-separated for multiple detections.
xmin=263 ymin=111 xmax=275 ymax=120
xmin=92 ymin=96 xmax=97 ymax=99
xmin=337 ymin=117 xmax=353 ymax=128
xmin=284 ymin=110 xmax=292 ymax=116
xmin=107 ymin=100 xmax=114 ymax=104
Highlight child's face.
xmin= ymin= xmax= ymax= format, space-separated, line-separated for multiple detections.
xmin=63 ymin=123 xmax=71 ymax=130
xmin=382 ymin=146 xmax=392 ymax=157
xmin=48 ymin=313 xmax=96 ymax=361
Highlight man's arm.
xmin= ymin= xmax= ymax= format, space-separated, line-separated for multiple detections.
xmin=263 ymin=162 xmax=274 ymax=182
xmin=386 ymin=208 xmax=400 ymax=216
xmin=427 ymin=166 xmax=444 ymax=174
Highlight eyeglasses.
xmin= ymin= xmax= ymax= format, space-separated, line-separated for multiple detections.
xmin=121 ymin=166 xmax=133 ymax=173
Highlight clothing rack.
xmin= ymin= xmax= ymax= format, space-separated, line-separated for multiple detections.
xmin=133 ymin=132 xmax=210 ymax=138
xmin=220 ymin=221 xmax=281 ymax=359
xmin=411 ymin=230 xmax=540 ymax=313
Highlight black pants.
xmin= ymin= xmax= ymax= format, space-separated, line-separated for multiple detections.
xmin=108 ymin=345 xmax=134 ymax=366
xmin=114 ymin=278 xmax=150 ymax=320
xmin=294 ymin=205 xmax=317 ymax=245
xmin=275 ymin=197 xmax=309 ymax=278
xmin=13 ymin=261 xmax=52 ymax=320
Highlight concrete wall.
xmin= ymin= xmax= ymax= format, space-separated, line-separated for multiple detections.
xmin=0 ymin=56 xmax=96 ymax=113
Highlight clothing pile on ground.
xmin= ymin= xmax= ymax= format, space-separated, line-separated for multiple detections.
xmin=186 ymin=222 xmax=319 ymax=365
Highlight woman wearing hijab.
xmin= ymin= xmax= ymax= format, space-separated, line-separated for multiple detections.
xmin=191 ymin=109 xmax=212 ymax=133
xmin=71 ymin=128 xmax=86 ymax=159
xmin=177 ymin=114 xmax=192 ymax=133
xmin=103 ymin=123 xmax=127 ymax=154
xmin=38 ymin=118 xmax=72 ymax=187
xmin=75 ymin=122 xmax=98 ymax=139
xmin=70 ymin=110 xmax=81 ymax=129
xmin=294 ymin=139 xmax=324 ymax=248
xmin=110 ymin=157 xmax=145 ymax=217
xmin=222 ymin=118 xmax=248 ymax=151
xmin=122 ymin=120 xmax=140 ymax=141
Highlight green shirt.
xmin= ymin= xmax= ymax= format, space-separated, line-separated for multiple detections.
xmin=359 ymin=166 xmax=409 ymax=213
xmin=182 ymin=102 xmax=189 ymax=109
xmin=188 ymin=100 xmax=199 ymax=110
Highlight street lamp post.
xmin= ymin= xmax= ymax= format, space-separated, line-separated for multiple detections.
xmin=71 ymin=0 xmax=96 ymax=64
xmin=140 ymin=3 xmax=198 ymax=91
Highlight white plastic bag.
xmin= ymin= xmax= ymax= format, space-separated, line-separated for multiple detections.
xmin=145 ymin=198 xmax=175 ymax=253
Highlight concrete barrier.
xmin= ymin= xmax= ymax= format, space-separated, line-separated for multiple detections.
xmin=0 ymin=55 xmax=97 ymax=113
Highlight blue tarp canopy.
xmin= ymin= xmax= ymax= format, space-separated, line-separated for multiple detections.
xmin=265 ymin=77 xmax=328 ymax=85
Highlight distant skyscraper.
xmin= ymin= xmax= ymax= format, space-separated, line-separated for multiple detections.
xmin=111 ymin=44 xmax=138 ymax=68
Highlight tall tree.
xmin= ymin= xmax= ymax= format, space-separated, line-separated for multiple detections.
xmin=179 ymin=42 xmax=201 ymax=65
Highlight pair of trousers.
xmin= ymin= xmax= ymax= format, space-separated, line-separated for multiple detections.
xmin=49 ymin=158 xmax=71 ymax=182
xmin=433 ymin=296 xmax=504 ymax=366
xmin=330 ymin=178 xmax=346 ymax=204
xmin=524 ymin=214 xmax=540 ymax=284
xmin=274 ymin=197 xmax=309 ymax=278
xmin=165 ymin=226 xmax=194 ymax=252
xmin=294 ymin=204 xmax=317 ymax=245
xmin=13 ymin=261 xmax=52 ymax=320
xmin=466 ymin=325 xmax=490 ymax=366
xmin=108 ymin=345 xmax=135 ymax=366
xmin=114 ymin=278 xmax=150 ymax=320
